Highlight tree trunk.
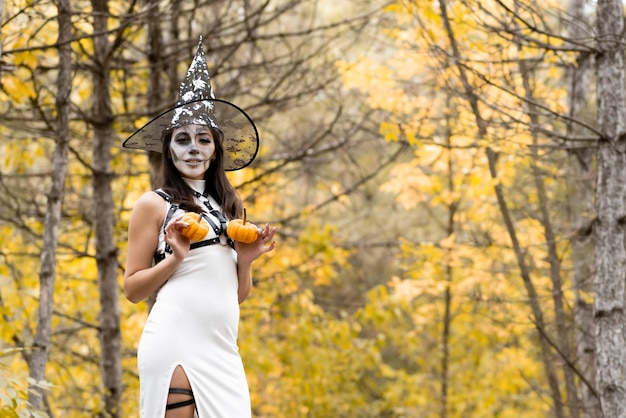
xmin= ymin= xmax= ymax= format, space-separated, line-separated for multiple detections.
xmin=144 ymin=0 xmax=183 ymax=187
xmin=440 ymin=128 xmax=456 ymax=418
xmin=0 ymin=0 xmax=3 ymax=75
xmin=437 ymin=0 xmax=565 ymax=414
xmin=91 ymin=0 xmax=122 ymax=415
xmin=530 ymin=130 xmax=580 ymax=418
xmin=517 ymin=41 xmax=580 ymax=415
xmin=594 ymin=0 xmax=626 ymax=414
xmin=144 ymin=0 xmax=164 ymax=311
xmin=28 ymin=0 xmax=72 ymax=414
xmin=566 ymin=0 xmax=600 ymax=415
xmin=144 ymin=0 xmax=181 ymax=310
xmin=485 ymin=148 xmax=566 ymax=418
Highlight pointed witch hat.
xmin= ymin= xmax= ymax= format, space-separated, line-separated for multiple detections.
xmin=122 ymin=37 xmax=259 ymax=171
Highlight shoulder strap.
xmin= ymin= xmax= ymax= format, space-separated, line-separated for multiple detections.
xmin=154 ymin=189 xmax=179 ymax=228
xmin=154 ymin=189 xmax=171 ymax=202
xmin=153 ymin=189 xmax=179 ymax=258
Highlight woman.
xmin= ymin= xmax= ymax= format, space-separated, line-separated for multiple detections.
xmin=123 ymin=38 xmax=276 ymax=417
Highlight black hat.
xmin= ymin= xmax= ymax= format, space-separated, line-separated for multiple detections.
xmin=122 ymin=37 xmax=259 ymax=171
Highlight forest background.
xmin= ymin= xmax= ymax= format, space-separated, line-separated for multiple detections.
xmin=1 ymin=0 xmax=626 ymax=417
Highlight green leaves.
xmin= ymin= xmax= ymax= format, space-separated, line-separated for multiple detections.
xmin=0 ymin=358 xmax=50 ymax=418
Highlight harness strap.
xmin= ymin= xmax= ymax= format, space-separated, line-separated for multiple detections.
xmin=152 ymin=189 xmax=234 ymax=264
xmin=166 ymin=387 xmax=195 ymax=410
xmin=155 ymin=190 xmax=179 ymax=256
xmin=201 ymin=212 xmax=221 ymax=235
xmin=192 ymin=190 xmax=230 ymax=234
xmin=154 ymin=189 xmax=171 ymax=202
xmin=191 ymin=237 xmax=221 ymax=249
xmin=169 ymin=388 xmax=193 ymax=396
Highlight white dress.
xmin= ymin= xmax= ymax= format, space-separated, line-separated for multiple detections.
xmin=137 ymin=182 xmax=251 ymax=417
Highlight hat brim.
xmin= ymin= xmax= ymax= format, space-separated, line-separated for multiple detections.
xmin=122 ymin=99 xmax=259 ymax=171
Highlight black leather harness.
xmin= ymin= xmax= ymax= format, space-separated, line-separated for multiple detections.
xmin=153 ymin=189 xmax=234 ymax=264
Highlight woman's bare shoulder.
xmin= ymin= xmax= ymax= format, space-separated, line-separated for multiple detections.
xmin=135 ymin=190 xmax=168 ymax=205
xmin=131 ymin=191 xmax=168 ymax=223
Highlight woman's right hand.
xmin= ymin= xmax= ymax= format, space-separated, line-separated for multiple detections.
xmin=124 ymin=191 xmax=189 ymax=303
xmin=164 ymin=216 xmax=191 ymax=261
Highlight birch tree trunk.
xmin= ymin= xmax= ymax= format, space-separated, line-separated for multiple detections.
xmin=28 ymin=0 xmax=72 ymax=413
xmin=594 ymin=0 xmax=626 ymax=415
xmin=566 ymin=0 xmax=599 ymax=415
xmin=91 ymin=0 xmax=122 ymax=415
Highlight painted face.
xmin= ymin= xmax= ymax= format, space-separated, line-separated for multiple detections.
xmin=169 ymin=124 xmax=216 ymax=180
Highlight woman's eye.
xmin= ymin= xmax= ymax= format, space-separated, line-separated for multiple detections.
xmin=174 ymin=136 xmax=190 ymax=144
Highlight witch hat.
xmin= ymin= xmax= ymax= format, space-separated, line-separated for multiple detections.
xmin=122 ymin=37 xmax=259 ymax=171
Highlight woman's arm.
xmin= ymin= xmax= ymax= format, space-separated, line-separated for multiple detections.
xmin=123 ymin=192 xmax=190 ymax=303
xmin=234 ymin=223 xmax=277 ymax=303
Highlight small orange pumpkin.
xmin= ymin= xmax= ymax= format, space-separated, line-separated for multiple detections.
xmin=227 ymin=208 xmax=259 ymax=244
xmin=180 ymin=212 xmax=210 ymax=242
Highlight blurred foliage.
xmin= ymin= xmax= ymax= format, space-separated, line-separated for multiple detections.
xmin=0 ymin=0 xmax=595 ymax=416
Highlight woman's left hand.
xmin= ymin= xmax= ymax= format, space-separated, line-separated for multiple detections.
xmin=234 ymin=223 xmax=277 ymax=265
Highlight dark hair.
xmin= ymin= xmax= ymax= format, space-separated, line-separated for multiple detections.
xmin=157 ymin=126 xmax=243 ymax=219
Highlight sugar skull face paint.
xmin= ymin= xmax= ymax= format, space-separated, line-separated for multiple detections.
xmin=169 ymin=124 xmax=216 ymax=180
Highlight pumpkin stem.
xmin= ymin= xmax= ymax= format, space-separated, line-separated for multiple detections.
xmin=243 ymin=208 xmax=247 ymax=224
xmin=197 ymin=213 xmax=203 ymax=222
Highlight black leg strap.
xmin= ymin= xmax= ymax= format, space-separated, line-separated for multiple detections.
xmin=166 ymin=387 xmax=195 ymax=410
xmin=169 ymin=388 xmax=193 ymax=396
